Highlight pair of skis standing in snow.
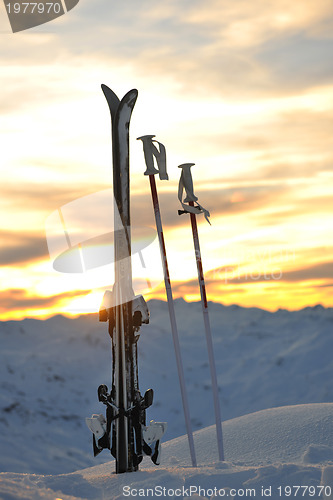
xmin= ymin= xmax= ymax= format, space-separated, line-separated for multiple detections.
xmin=86 ymin=86 xmax=223 ymax=473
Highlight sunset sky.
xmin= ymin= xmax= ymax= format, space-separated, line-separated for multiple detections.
xmin=0 ymin=0 xmax=333 ymax=320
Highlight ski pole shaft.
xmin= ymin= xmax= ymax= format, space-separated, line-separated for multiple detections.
xmin=149 ymin=175 xmax=197 ymax=467
xmin=189 ymin=201 xmax=224 ymax=461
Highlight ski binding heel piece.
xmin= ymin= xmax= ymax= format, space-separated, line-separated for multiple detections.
xmin=86 ymin=414 xmax=107 ymax=442
xmin=143 ymin=420 xmax=167 ymax=465
xmin=143 ymin=420 xmax=167 ymax=444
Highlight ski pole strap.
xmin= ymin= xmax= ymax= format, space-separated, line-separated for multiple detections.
xmin=178 ymin=163 xmax=211 ymax=224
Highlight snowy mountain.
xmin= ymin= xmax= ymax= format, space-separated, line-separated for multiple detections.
xmin=1 ymin=404 xmax=332 ymax=499
xmin=0 ymin=299 xmax=332 ymax=478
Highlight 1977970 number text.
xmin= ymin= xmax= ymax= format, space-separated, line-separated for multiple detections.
xmin=6 ymin=3 xmax=61 ymax=14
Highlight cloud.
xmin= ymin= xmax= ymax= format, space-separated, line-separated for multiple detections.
xmin=199 ymin=184 xmax=291 ymax=218
xmin=0 ymin=69 xmax=79 ymax=114
xmin=126 ymin=0 xmax=333 ymax=98
xmin=257 ymin=36 xmax=333 ymax=92
xmin=1 ymin=182 xmax=106 ymax=213
xmin=280 ymin=262 xmax=333 ymax=282
xmin=0 ymin=288 xmax=89 ymax=312
xmin=161 ymin=275 xmax=247 ymax=300
xmin=316 ymin=281 xmax=333 ymax=288
xmin=1 ymin=0 xmax=332 ymax=315
xmin=191 ymin=105 xmax=333 ymax=163
xmin=222 ymin=261 xmax=333 ymax=285
xmin=185 ymin=0 xmax=333 ymax=46
xmin=0 ymin=231 xmax=49 ymax=265
xmin=132 ymin=183 xmax=291 ymax=230
xmin=2 ymin=0 xmax=332 ymax=100
xmin=251 ymin=194 xmax=333 ymax=228
xmin=265 ymin=108 xmax=333 ymax=154
xmin=185 ymin=105 xmax=333 ymax=189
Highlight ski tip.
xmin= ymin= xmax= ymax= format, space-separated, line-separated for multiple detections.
xmin=101 ymin=86 xmax=138 ymax=110
xmin=101 ymin=84 xmax=120 ymax=102
xmin=101 ymin=83 xmax=111 ymax=93
xmin=123 ymin=88 xmax=138 ymax=106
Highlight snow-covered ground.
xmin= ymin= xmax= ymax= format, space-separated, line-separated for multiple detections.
xmin=0 ymin=404 xmax=332 ymax=499
xmin=0 ymin=299 xmax=332 ymax=498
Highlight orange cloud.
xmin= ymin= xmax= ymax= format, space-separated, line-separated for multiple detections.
xmin=0 ymin=288 xmax=91 ymax=320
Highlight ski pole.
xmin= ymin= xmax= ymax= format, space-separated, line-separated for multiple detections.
xmin=178 ymin=164 xmax=224 ymax=462
xmin=137 ymin=135 xmax=197 ymax=467
xmin=188 ymin=200 xmax=224 ymax=461
xmin=148 ymin=174 xmax=197 ymax=467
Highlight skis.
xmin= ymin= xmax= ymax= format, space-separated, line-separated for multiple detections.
xmin=103 ymin=85 xmax=137 ymax=473
xmin=86 ymin=85 xmax=166 ymax=473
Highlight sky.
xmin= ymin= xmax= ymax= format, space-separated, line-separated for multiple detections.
xmin=0 ymin=0 xmax=333 ymax=320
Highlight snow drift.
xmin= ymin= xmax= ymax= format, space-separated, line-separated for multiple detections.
xmin=0 ymin=403 xmax=332 ymax=499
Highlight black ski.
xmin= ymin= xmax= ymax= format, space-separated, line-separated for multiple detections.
xmin=102 ymin=85 xmax=138 ymax=473
xmin=86 ymin=85 xmax=167 ymax=473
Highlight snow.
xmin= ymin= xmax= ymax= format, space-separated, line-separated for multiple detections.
xmin=160 ymin=404 xmax=333 ymax=467
xmin=0 ymin=299 xmax=332 ymax=498
xmin=0 ymin=404 xmax=332 ymax=499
